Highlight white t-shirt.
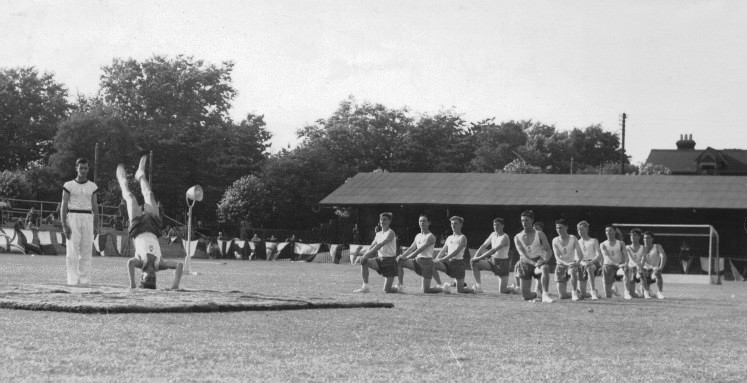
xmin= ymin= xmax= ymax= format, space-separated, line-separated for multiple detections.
xmin=627 ymin=244 xmax=645 ymax=268
xmin=488 ymin=232 xmax=510 ymax=260
xmin=413 ymin=232 xmax=435 ymax=259
xmin=444 ymin=234 xmax=467 ymax=260
xmin=644 ymin=244 xmax=664 ymax=269
xmin=373 ymin=229 xmax=397 ymax=258
xmin=553 ymin=235 xmax=579 ymax=264
xmin=134 ymin=232 xmax=163 ymax=270
xmin=578 ymin=237 xmax=600 ymax=261
xmin=601 ymin=239 xmax=625 ymax=265
xmin=517 ymin=230 xmax=544 ymax=259
xmin=63 ymin=180 xmax=98 ymax=211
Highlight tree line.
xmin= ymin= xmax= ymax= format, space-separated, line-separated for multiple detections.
xmin=1 ymin=55 xmax=666 ymax=234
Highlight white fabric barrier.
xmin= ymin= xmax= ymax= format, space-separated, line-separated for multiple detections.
xmin=266 ymin=242 xmax=291 ymax=261
xmin=295 ymin=242 xmax=322 ymax=262
xmin=182 ymin=239 xmax=199 ymax=258
xmin=55 ymin=232 xmax=66 ymax=246
xmin=37 ymin=230 xmax=56 ymax=255
xmin=700 ymin=257 xmax=725 ymax=273
xmin=217 ymin=239 xmax=233 ymax=258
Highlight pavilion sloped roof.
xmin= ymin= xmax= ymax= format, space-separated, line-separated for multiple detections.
xmin=319 ymin=172 xmax=747 ymax=209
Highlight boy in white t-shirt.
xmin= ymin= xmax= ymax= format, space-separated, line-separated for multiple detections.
xmin=396 ymin=214 xmax=447 ymax=294
xmin=625 ymin=228 xmax=646 ymax=298
xmin=642 ymin=231 xmax=667 ymax=299
xmin=577 ymin=221 xmax=602 ymax=300
xmin=433 ymin=216 xmax=475 ymax=294
xmin=600 ymin=225 xmax=630 ymax=299
xmin=354 ymin=212 xmax=400 ymax=293
xmin=470 ymin=217 xmax=514 ymax=294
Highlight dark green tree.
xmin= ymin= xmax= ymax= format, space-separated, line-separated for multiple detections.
xmin=50 ymin=106 xmax=134 ymax=205
xmin=298 ymin=96 xmax=412 ymax=174
xmin=0 ymin=67 xmax=71 ymax=170
xmin=468 ymin=120 xmax=533 ymax=172
xmin=400 ymin=110 xmax=472 ymax=172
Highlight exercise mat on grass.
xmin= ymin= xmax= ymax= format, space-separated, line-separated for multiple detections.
xmin=0 ymin=284 xmax=394 ymax=314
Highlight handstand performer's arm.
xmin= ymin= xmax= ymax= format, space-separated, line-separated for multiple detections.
xmin=127 ymin=257 xmax=143 ymax=288
xmin=159 ymin=259 xmax=184 ymax=289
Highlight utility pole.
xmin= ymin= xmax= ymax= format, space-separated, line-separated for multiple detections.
xmin=620 ymin=112 xmax=627 ymax=174
xmin=94 ymin=142 xmax=99 ymax=184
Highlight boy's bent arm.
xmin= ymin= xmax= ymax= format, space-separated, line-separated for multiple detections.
xmin=657 ymin=244 xmax=667 ymax=269
xmin=127 ymin=258 xmax=142 ymax=288
xmin=539 ymin=232 xmax=552 ymax=261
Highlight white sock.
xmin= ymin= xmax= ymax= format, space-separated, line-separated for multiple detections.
xmin=362 ymin=283 xmax=368 ymax=289
xmin=475 ymin=283 xmax=481 ymax=288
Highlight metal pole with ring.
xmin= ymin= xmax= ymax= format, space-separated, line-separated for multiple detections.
xmin=183 ymin=185 xmax=203 ymax=275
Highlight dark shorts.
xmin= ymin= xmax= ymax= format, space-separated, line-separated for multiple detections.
xmin=555 ymin=264 xmax=579 ymax=283
xmin=443 ymin=259 xmax=466 ymax=280
xmin=643 ymin=268 xmax=661 ymax=284
xmin=414 ymin=257 xmax=434 ymax=280
xmin=580 ymin=261 xmax=602 ymax=280
xmin=488 ymin=258 xmax=511 ymax=277
xmin=128 ymin=213 xmax=163 ymax=238
xmin=603 ymin=264 xmax=625 ymax=282
xmin=374 ymin=257 xmax=398 ymax=278
xmin=517 ymin=259 xmax=545 ymax=280
xmin=628 ymin=266 xmax=641 ymax=283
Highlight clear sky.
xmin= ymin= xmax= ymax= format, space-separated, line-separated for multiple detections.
xmin=3 ymin=0 xmax=746 ymax=164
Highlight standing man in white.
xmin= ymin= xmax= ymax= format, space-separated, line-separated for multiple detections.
xmin=61 ymin=158 xmax=99 ymax=286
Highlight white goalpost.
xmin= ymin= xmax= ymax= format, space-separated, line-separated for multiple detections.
xmin=613 ymin=223 xmax=721 ymax=285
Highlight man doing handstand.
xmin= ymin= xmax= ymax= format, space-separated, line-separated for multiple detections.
xmin=118 ymin=155 xmax=183 ymax=289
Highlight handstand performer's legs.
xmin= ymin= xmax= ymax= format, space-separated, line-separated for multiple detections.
xmin=117 ymin=164 xmax=142 ymax=222
xmin=135 ymin=155 xmax=159 ymax=216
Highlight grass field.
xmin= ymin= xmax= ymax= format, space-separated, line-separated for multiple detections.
xmin=1 ymin=254 xmax=746 ymax=382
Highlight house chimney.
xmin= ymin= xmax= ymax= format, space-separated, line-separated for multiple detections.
xmin=676 ymin=133 xmax=696 ymax=150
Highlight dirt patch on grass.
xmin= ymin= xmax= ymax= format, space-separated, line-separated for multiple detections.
xmin=0 ymin=284 xmax=394 ymax=314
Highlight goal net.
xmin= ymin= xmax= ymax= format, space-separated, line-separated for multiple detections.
xmin=612 ymin=223 xmax=721 ymax=285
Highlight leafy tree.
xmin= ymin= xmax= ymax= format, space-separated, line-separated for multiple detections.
xmin=216 ymin=175 xmax=271 ymax=226
xmin=400 ymin=110 xmax=472 ymax=172
xmin=299 ymin=96 xmax=412 ymax=174
xmin=498 ymin=158 xmax=542 ymax=174
xmin=637 ymin=162 xmax=671 ymax=175
xmin=0 ymin=67 xmax=71 ymax=170
xmin=0 ymin=170 xmax=32 ymax=199
xmin=24 ymin=165 xmax=63 ymax=201
xmin=468 ymin=120 xmax=532 ymax=172
xmin=200 ymin=113 xmax=272 ymax=187
xmin=260 ymin=145 xmax=343 ymax=229
xmin=99 ymin=55 xmax=236 ymax=136
xmin=50 ymin=106 xmax=134 ymax=196
xmin=568 ymin=124 xmax=623 ymax=169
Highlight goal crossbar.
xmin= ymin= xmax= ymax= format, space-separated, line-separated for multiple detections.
xmin=613 ymin=223 xmax=720 ymax=284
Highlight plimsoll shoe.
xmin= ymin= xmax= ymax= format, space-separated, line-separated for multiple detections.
xmin=353 ymin=286 xmax=370 ymax=293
